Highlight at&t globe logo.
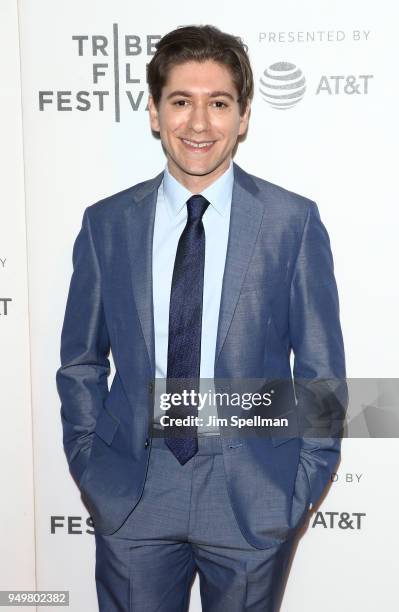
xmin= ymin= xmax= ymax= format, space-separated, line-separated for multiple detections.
xmin=259 ymin=62 xmax=306 ymax=110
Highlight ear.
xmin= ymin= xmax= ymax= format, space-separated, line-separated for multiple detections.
xmin=238 ymin=101 xmax=251 ymax=136
xmin=148 ymin=95 xmax=160 ymax=132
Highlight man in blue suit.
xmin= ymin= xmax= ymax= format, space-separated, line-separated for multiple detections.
xmin=57 ymin=24 xmax=346 ymax=612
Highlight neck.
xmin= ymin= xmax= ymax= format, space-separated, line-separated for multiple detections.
xmin=167 ymin=159 xmax=232 ymax=193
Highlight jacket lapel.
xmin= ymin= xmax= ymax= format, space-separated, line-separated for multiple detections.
xmin=123 ymin=171 xmax=163 ymax=377
xmin=214 ymin=163 xmax=264 ymax=366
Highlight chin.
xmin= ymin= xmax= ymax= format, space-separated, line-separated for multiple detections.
xmin=185 ymin=166 xmax=214 ymax=177
xmin=175 ymin=162 xmax=212 ymax=177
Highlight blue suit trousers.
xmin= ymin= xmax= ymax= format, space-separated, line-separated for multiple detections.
xmin=94 ymin=436 xmax=298 ymax=612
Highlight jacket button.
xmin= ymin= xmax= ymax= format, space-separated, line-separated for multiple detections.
xmin=148 ymin=382 xmax=154 ymax=393
xmin=144 ymin=438 xmax=150 ymax=449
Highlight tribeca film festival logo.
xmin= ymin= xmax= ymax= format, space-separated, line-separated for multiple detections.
xmin=259 ymin=62 xmax=373 ymax=110
xmin=51 ymin=516 xmax=94 ymax=535
xmin=38 ymin=25 xmax=161 ymax=122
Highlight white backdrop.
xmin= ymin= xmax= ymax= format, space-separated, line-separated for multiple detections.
xmin=0 ymin=0 xmax=35 ymax=606
xmin=2 ymin=0 xmax=399 ymax=610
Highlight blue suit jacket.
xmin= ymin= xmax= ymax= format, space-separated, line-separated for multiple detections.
xmin=56 ymin=162 xmax=347 ymax=549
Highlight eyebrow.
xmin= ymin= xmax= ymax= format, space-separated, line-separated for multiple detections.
xmin=166 ymin=90 xmax=236 ymax=102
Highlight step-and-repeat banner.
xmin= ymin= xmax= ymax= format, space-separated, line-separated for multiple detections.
xmin=2 ymin=0 xmax=398 ymax=610
xmin=0 ymin=0 xmax=36 ymax=606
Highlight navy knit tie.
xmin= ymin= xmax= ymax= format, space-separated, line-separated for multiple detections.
xmin=165 ymin=194 xmax=210 ymax=464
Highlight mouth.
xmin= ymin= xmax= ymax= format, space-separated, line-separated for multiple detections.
xmin=180 ymin=138 xmax=216 ymax=153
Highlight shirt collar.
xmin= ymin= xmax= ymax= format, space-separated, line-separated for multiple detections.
xmin=162 ymin=160 xmax=234 ymax=219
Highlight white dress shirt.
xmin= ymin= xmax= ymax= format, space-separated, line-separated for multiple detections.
xmin=152 ymin=160 xmax=234 ymax=433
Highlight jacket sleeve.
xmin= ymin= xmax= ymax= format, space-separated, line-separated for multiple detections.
xmin=289 ymin=201 xmax=348 ymax=505
xmin=56 ymin=207 xmax=110 ymax=486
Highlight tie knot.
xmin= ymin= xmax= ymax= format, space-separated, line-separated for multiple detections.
xmin=186 ymin=194 xmax=210 ymax=222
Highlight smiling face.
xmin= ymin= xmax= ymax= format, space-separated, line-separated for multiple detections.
xmin=148 ymin=60 xmax=250 ymax=192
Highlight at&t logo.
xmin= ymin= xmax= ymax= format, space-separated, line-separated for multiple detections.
xmin=312 ymin=511 xmax=366 ymax=529
xmin=259 ymin=62 xmax=306 ymax=110
xmin=259 ymin=61 xmax=373 ymax=110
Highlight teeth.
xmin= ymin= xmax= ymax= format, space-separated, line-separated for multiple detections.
xmin=182 ymin=139 xmax=213 ymax=148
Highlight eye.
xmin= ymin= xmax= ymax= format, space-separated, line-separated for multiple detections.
xmin=212 ymin=100 xmax=228 ymax=109
xmin=173 ymin=99 xmax=189 ymax=107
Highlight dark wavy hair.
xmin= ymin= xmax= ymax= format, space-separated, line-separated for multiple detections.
xmin=147 ymin=25 xmax=253 ymax=116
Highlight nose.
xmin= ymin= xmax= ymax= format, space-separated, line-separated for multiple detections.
xmin=188 ymin=103 xmax=210 ymax=133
